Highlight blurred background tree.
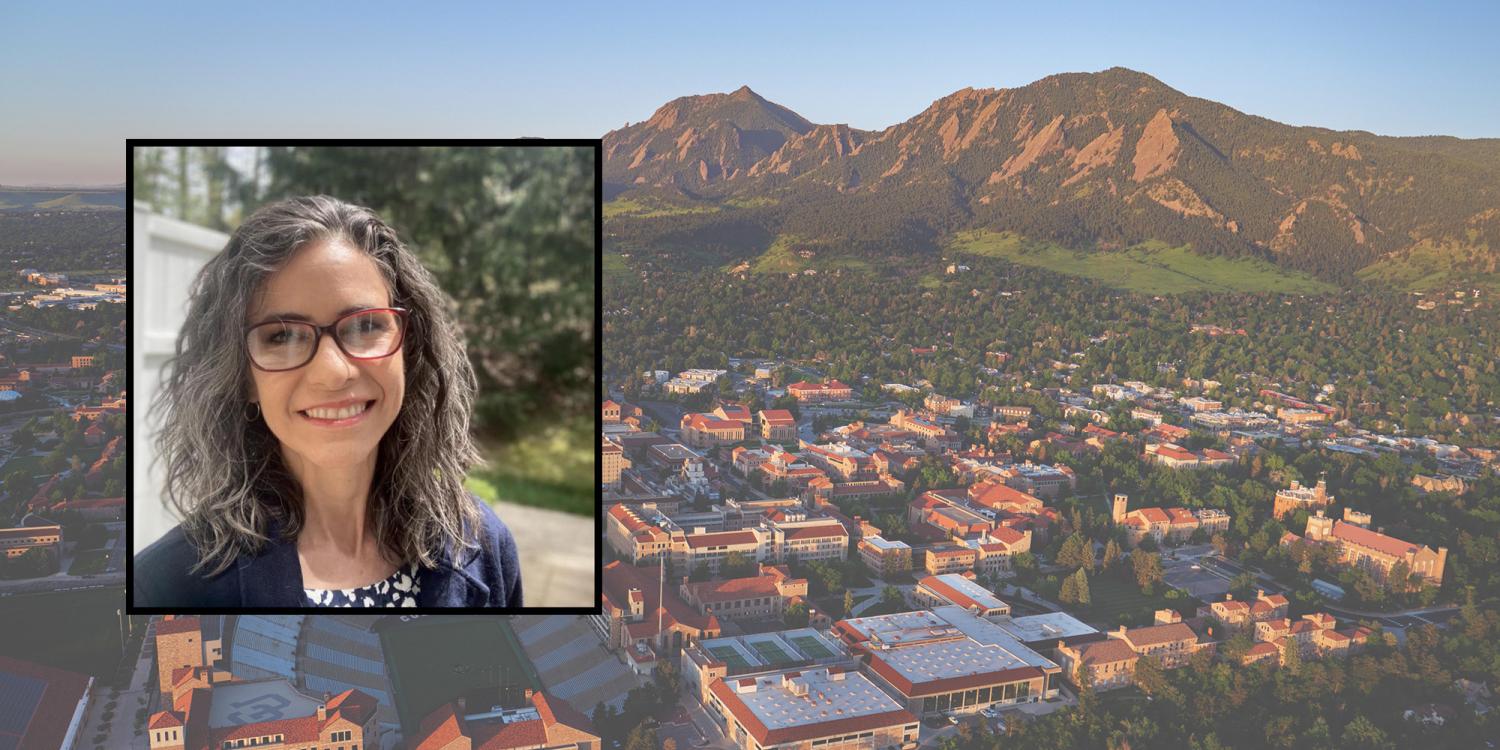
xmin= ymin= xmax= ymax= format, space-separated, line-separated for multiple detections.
xmin=133 ymin=145 xmax=596 ymax=515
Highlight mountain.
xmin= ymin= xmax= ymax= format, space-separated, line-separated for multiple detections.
xmin=603 ymin=68 xmax=1500 ymax=289
xmin=0 ymin=186 xmax=126 ymax=211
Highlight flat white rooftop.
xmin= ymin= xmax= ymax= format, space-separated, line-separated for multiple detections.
xmin=924 ymin=574 xmax=1006 ymax=610
xmin=861 ymin=535 xmax=911 ymax=551
xmin=990 ymin=612 xmax=1099 ymax=644
xmin=843 ymin=608 xmax=1057 ymax=686
xmin=723 ymin=667 xmax=907 ymax=732
xmin=205 ymin=679 xmax=323 ymax=729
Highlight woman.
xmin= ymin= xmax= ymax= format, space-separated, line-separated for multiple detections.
xmin=135 ymin=196 xmax=522 ymax=608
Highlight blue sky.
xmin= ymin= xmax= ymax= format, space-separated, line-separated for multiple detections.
xmin=3 ymin=0 xmax=1497 ymax=185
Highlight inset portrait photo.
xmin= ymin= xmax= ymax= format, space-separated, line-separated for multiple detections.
xmin=128 ymin=143 xmax=600 ymax=613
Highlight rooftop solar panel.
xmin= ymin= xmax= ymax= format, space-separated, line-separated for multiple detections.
xmin=0 ymin=672 xmax=45 ymax=734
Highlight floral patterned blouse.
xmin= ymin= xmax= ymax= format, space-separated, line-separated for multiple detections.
xmin=304 ymin=562 xmax=421 ymax=607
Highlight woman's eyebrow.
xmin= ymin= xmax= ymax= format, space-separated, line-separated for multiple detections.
xmin=252 ymin=305 xmax=382 ymax=325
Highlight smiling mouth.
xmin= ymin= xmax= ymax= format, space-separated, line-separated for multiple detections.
xmin=299 ymin=400 xmax=376 ymax=422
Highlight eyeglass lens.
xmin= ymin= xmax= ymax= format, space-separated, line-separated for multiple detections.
xmin=247 ymin=309 xmax=403 ymax=370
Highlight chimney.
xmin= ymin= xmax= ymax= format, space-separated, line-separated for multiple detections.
xmin=316 ymin=704 xmax=326 ymax=721
xmin=1256 ymin=589 xmax=1265 ymax=599
xmin=1225 ymin=594 xmax=1233 ymax=601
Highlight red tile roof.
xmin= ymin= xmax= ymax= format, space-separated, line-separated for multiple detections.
xmin=1130 ymin=507 xmax=1171 ymax=525
xmin=1244 ymin=642 xmax=1279 ymax=659
xmin=685 ymin=530 xmax=760 ymax=549
xmin=1167 ymin=508 xmax=1197 ymax=525
xmin=684 ymin=576 xmax=781 ymax=603
xmin=986 ymin=525 xmax=1026 ymax=546
xmin=1121 ymin=622 xmax=1196 ymax=648
xmin=1331 ymin=521 xmax=1422 ymax=558
xmin=155 ymin=616 xmax=202 ymax=637
xmin=602 ymin=561 xmax=717 ymax=634
xmin=761 ymin=409 xmax=796 ymax=425
xmin=1074 ymin=638 xmax=1139 ymax=667
xmin=786 ymin=523 xmax=848 ymax=541
xmin=149 ymin=711 xmax=184 ymax=729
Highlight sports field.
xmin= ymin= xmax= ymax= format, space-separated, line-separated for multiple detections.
xmin=748 ymin=638 xmax=797 ymax=665
xmin=706 ymin=644 xmax=754 ymax=670
xmin=379 ymin=617 xmax=541 ymax=736
xmin=787 ymin=635 xmax=835 ymax=659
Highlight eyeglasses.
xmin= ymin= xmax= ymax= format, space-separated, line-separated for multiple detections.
xmin=246 ymin=307 xmax=408 ymax=372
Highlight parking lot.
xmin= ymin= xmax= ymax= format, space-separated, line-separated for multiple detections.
xmin=1162 ymin=560 xmax=1232 ymax=600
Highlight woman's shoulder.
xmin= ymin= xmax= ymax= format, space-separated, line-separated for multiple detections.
xmin=456 ymin=493 xmax=523 ymax=606
xmin=133 ymin=525 xmax=240 ymax=607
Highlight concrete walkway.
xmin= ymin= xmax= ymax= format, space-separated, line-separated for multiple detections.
xmin=492 ymin=499 xmax=594 ymax=608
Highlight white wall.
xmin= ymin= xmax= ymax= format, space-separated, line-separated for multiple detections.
xmin=132 ymin=204 xmax=226 ymax=552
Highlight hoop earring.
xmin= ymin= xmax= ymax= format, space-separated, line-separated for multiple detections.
xmin=245 ymin=402 xmax=261 ymax=422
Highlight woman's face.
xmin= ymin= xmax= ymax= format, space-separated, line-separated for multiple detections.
xmin=245 ymin=238 xmax=405 ymax=472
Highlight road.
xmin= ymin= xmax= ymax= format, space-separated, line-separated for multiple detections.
xmin=1202 ymin=553 xmax=1462 ymax=631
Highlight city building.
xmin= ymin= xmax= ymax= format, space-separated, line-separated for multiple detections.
xmin=411 ymin=690 xmax=598 ymax=750
xmin=858 ymin=536 xmax=913 ymax=578
xmin=605 ymin=503 xmax=671 ymax=563
xmin=681 ymin=412 xmax=747 ymax=448
xmin=680 ymin=564 xmax=809 ymax=621
xmin=923 ymin=545 xmax=978 ymax=575
xmin=834 ymin=607 xmax=1064 ymax=716
xmin=1055 ymin=638 xmax=1139 ymax=691
xmin=1195 ymin=590 xmax=1290 ymax=631
xmin=994 ymin=405 xmax=1033 ymax=421
xmin=888 ymin=410 xmax=958 ymax=451
xmin=148 ymin=680 xmax=377 ymax=750
xmin=599 ymin=561 xmax=720 ymax=673
xmin=0 ymin=655 xmax=92 ymax=750
xmin=602 ymin=399 xmax=621 ymax=423
xmin=786 ymin=380 xmax=853 ymax=402
xmin=602 ymin=438 xmax=630 ymax=489
xmin=1273 ymin=478 xmax=1333 ymax=520
xmin=0 ymin=523 xmax=62 ymax=559
xmin=989 ymin=613 xmax=1104 ymax=659
xmin=1181 ymin=396 xmax=1223 ymax=412
xmin=911 ymin=574 xmax=1010 ymax=618
xmin=1294 ymin=510 xmax=1447 ymax=587
xmin=702 ymin=666 xmax=918 ymax=750
xmin=1251 ymin=613 xmax=1370 ymax=665
xmin=154 ymin=616 xmax=224 ymax=693
xmin=1143 ymin=442 xmax=1235 ymax=469
xmin=1057 ymin=620 xmax=1207 ymax=691
xmin=760 ymin=409 xmax=798 ymax=441
xmin=991 ymin=462 xmax=1076 ymax=498
xmin=1110 ymin=494 xmax=1230 ymax=547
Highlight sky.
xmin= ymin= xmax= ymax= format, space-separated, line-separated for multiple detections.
xmin=3 ymin=0 xmax=1497 ymax=186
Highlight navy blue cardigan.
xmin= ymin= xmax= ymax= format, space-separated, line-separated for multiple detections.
xmin=133 ymin=498 xmax=522 ymax=608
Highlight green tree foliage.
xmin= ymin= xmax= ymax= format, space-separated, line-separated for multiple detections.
xmin=1056 ymin=532 xmax=1095 ymax=572
xmin=1059 ymin=567 xmax=1091 ymax=606
xmin=1101 ymin=539 xmax=1122 ymax=570
xmin=1130 ymin=549 xmax=1163 ymax=593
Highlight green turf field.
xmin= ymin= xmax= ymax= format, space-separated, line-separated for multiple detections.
xmin=380 ymin=617 xmax=541 ymax=736
xmin=788 ymin=635 xmax=835 ymax=659
xmin=707 ymin=643 xmax=753 ymax=669
xmin=749 ymin=638 xmax=797 ymax=665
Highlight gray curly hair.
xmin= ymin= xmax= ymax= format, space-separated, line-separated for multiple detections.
xmin=153 ymin=195 xmax=482 ymax=576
